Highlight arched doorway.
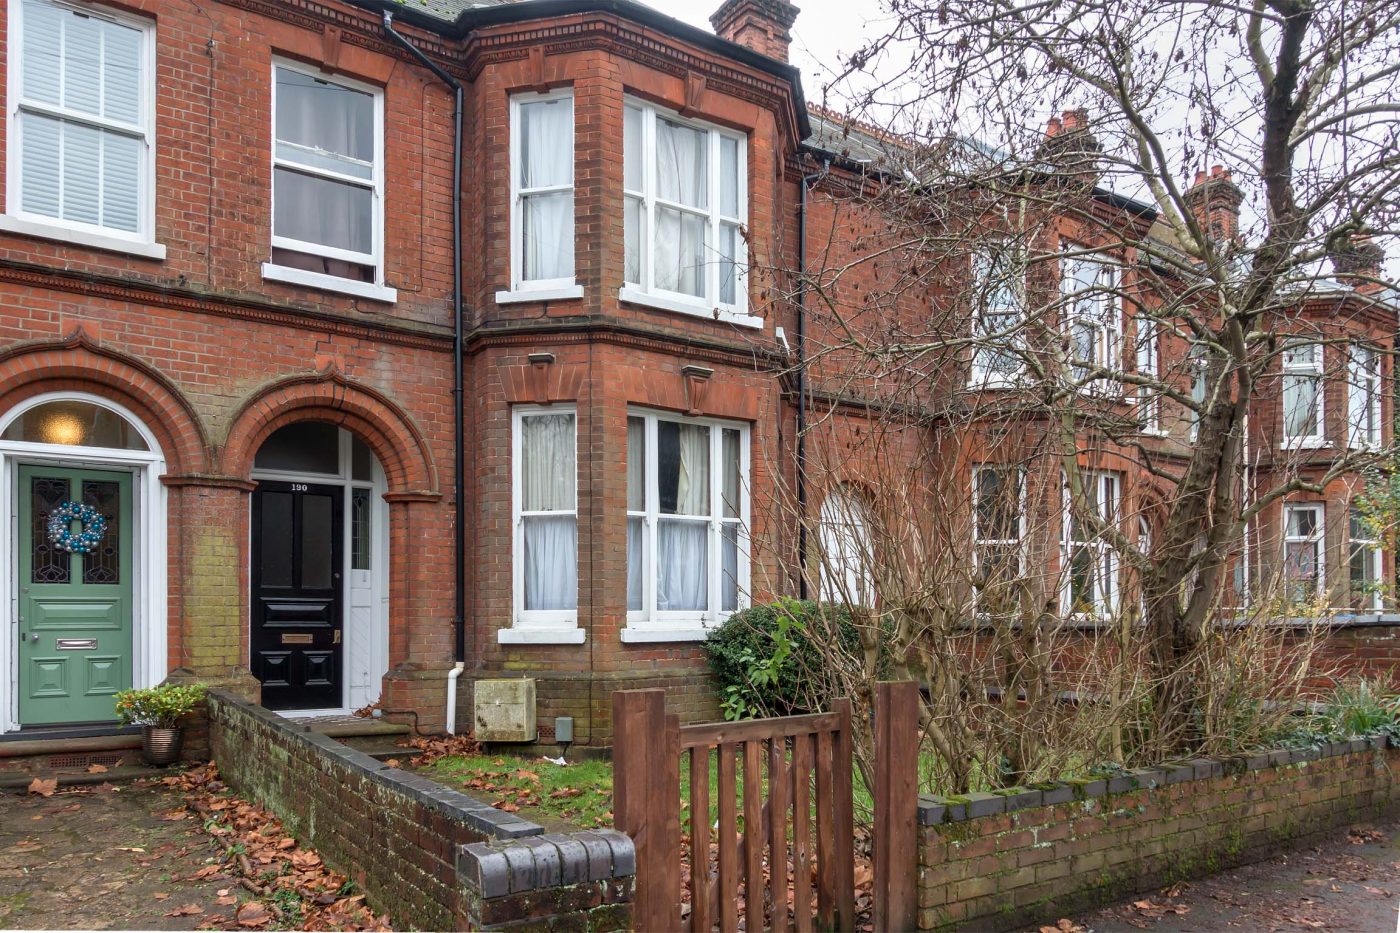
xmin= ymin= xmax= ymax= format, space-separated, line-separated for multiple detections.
xmin=0 ymin=393 xmax=168 ymax=731
xmin=249 ymin=422 xmax=389 ymax=714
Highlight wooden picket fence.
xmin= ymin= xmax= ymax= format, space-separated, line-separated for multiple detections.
xmin=614 ymin=683 xmax=919 ymax=932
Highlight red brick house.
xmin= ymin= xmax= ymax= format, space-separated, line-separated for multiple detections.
xmin=0 ymin=0 xmax=1392 ymax=750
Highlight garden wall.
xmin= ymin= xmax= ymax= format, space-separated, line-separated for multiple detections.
xmin=206 ymin=691 xmax=634 ymax=931
xmin=917 ymin=737 xmax=1400 ymax=931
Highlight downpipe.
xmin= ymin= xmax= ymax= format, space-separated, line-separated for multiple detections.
xmin=445 ymin=661 xmax=465 ymax=735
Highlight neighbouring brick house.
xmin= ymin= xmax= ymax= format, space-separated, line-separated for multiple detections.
xmin=0 ymin=0 xmax=1393 ymax=749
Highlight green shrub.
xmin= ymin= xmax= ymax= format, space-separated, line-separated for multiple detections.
xmin=704 ymin=598 xmax=886 ymax=720
xmin=114 ymin=683 xmax=206 ymax=728
xmin=1313 ymin=678 xmax=1400 ymax=738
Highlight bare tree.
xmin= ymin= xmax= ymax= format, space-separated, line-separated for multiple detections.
xmin=754 ymin=0 xmax=1399 ymax=766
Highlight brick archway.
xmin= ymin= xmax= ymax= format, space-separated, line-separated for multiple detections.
xmin=220 ymin=370 xmax=439 ymax=495
xmin=0 ymin=328 xmax=210 ymax=473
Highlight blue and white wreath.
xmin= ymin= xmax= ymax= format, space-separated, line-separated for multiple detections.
xmin=46 ymin=500 xmax=108 ymax=555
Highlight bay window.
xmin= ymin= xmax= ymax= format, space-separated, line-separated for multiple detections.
xmin=501 ymin=91 xmax=578 ymax=301
xmin=1282 ymin=503 xmax=1324 ymax=604
xmin=1061 ymin=471 xmax=1120 ymax=617
xmin=506 ymin=407 xmax=581 ymax=642
xmin=621 ymin=100 xmax=755 ymax=325
xmin=625 ymin=411 xmax=749 ymax=640
xmin=1347 ymin=344 xmax=1381 ymax=448
xmin=1281 ymin=343 xmax=1324 ymax=446
xmin=970 ymin=242 xmax=1025 ymax=385
xmin=5 ymin=0 xmax=159 ymax=256
xmin=1348 ymin=506 xmax=1382 ymax=610
xmin=264 ymin=62 xmax=392 ymax=302
xmin=1061 ymin=248 xmax=1120 ymax=384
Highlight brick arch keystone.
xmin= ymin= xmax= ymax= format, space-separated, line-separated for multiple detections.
xmin=0 ymin=327 xmax=211 ymax=473
xmin=221 ymin=369 xmax=440 ymax=495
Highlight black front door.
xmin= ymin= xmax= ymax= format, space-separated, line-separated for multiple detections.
xmin=251 ymin=481 xmax=343 ymax=710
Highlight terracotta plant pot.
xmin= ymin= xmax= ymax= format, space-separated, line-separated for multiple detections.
xmin=142 ymin=725 xmax=183 ymax=766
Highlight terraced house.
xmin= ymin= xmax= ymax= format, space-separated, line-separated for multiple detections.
xmin=0 ymin=0 xmax=1393 ymax=756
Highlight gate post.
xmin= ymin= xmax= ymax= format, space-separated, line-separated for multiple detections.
xmin=874 ymin=681 xmax=919 ymax=932
xmin=613 ymin=689 xmax=680 ymax=931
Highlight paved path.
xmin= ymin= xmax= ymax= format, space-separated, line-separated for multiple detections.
xmin=0 ymin=780 xmax=238 ymax=930
xmin=1066 ymin=818 xmax=1400 ymax=933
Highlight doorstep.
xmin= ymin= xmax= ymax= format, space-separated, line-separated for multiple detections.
xmin=0 ymin=728 xmax=148 ymax=786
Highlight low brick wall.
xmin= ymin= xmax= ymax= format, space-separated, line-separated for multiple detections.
xmin=207 ymin=691 xmax=634 ymax=931
xmin=917 ymin=737 xmax=1400 ymax=931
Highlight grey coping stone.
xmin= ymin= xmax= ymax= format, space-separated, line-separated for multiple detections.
xmin=596 ymin=830 xmax=637 ymax=878
xmin=1348 ymin=738 xmax=1369 ymax=754
xmin=943 ymin=800 xmax=967 ymax=822
xmin=502 ymin=842 xmax=537 ymax=894
xmin=1243 ymin=752 xmax=1272 ymax=771
xmin=1105 ymin=774 xmax=1138 ymax=795
xmin=917 ymin=794 xmax=947 ymax=825
xmin=962 ymin=792 xmax=1005 ymax=819
xmin=1125 ymin=768 xmax=1165 ymax=790
xmin=1266 ymin=749 xmax=1292 ymax=768
xmin=1288 ymin=747 xmax=1319 ymax=763
xmin=494 ymin=819 xmax=543 ymax=839
xmin=1071 ymin=779 xmax=1107 ymax=799
xmin=999 ymin=789 xmax=1043 ymax=812
xmin=522 ymin=837 xmax=563 ymax=888
xmin=1039 ymin=784 xmax=1075 ymax=806
xmin=540 ymin=833 xmax=590 ymax=886
xmin=570 ymin=831 xmax=616 ymax=879
xmin=460 ymin=844 xmax=512 ymax=899
xmin=1162 ymin=764 xmax=1195 ymax=785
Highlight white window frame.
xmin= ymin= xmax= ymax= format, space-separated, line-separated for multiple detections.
xmin=969 ymin=241 xmax=1026 ymax=387
xmin=972 ymin=466 xmax=1025 ymax=611
xmin=2 ymin=0 xmax=163 ymax=258
xmin=1061 ymin=244 xmax=1121 ymax=388
xmin=818 ymin=487 xmax=875 ymax=606
xmin=1347 ymin=343 xmax=1382 ymax=449
xmin=261 ymin=59 xmax=395 ymax=303
xmin=1060 ymin=471 xmax=1120 ymax=618
xmin=1281 ymin=342 xmax=1326 ymax=448
xmin=496 ymin=89 xmax=581 ymax=304
xmin=1282 ymin=502 xmax=1325 ymax=603
xmin=618 ymin=98 xmax=758 ymax=328
xmin=1348 ymin=505 xmax=1383 ymax=611
xmin=503 ymin=405 xmax=583 ymax=644
xmin=623 ymin=408 xmax=750 ymax=642
xmin=1136 ymin=313 xmax=1163 ymax=434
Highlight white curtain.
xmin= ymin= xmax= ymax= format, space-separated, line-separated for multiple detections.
xmin=520 ymin=97 xmax=573 ymax=281
xmin=675 ymin=424 xmax=709 ymax=515
xmin=658 ymin=520 xmax=707 ymax=611
xmin=820 ymin=492 xmax=873 ymax=605
xmin=627 ymin=517 xmax=644 ymax=612
xmin=721 ymin=524 xmax=739 ymax=611
xmin=1347 ymin=346 xmax=1376 ymax=448
xmin=654 ymin=119 xmax=707 ymax=296
xmin=521 ymin=414 xmax=576 ymax=611
xmin=626 ymin=418 xmax=645 ymax=612
xmin=1283 ymin=374 xmax=1318 ymax=438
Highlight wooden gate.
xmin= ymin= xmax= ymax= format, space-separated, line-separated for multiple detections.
xmin=613 ymin=690 xmax=856 ymax=932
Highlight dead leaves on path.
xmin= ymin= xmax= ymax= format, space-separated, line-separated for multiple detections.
xmin=393 ymin=733 xmax=480 ymax=767
xmin=163 ymin=763 xmax=391 ymax=932
xmin=26 ymin=777 xmax=56 ymax=797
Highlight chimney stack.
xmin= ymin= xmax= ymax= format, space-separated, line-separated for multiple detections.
xmin=1184 ymin=164 xmax=1243 ymax=244
xmin=710 ymin=0 xmax=800 ymax=63
xmin=1038 ymin=108 xmax=1102 ymax=184
xmin=1331 ymin=235 xmax=1385 ymax=293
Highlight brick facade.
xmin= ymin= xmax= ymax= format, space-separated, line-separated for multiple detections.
xmin=0 ymin=0 xmax=1392 ymax=745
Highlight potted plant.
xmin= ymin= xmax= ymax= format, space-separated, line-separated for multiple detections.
xmin=114 ymin=684 xmax=206 ymax=766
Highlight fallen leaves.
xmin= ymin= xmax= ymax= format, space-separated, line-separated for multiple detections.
xmin=165 ymin=903 xmax=203 ymax=917
xmin=1348 ymin=826 xmax=1384 ymax=844
xmin=1040 ymin=920 xmax=1086 ymax=933
xmin=168 ymin=762 xmax=392 ymax=931
xmin=394 ymin=733 xmax=479 ymax=767
xmin=87 ymin=763 xmax=109 ymax=774
xmin=27 ymin=777 xmax=56 ymax=797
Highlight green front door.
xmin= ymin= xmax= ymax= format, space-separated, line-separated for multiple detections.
xmin=17 ymin=465 xmax=133 ymax=726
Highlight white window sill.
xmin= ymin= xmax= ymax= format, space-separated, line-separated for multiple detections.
xmin=967 ymin=375 xmax=1024 ymax=390
xmin=620 ymin=626 xmax=712 ymax=643
xmin=618 ymin=286 xmax=762 ymax=329
xmin=497 ymin=627 xmax=585 ymax=645
xmin=0 ymin=214 xmax=166 ymax=260
xmin=1280 ymin=439 xmax=1331 ymax=450
xmin=262 ymin=262 xmax=398 ymax=303
xmin=1140 ymin=428 xmax=1169 ymax=438
xmin=496 ymin=284 xmax=584 ymax=304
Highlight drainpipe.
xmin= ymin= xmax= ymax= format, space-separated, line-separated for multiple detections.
xmin=382 ymin=13 xmax=468 ymax=730
xmin=795 ymin=158 xmax=830 ymax=600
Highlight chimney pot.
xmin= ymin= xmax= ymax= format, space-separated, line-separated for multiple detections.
xmin=1046 ymin=116 xmax=1063 ymax=137
xmin=1185 ymin=164 xmax=1244 ymax=244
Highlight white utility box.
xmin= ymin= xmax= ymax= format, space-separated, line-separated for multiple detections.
xmin=474 ymin=678 xmax=537 ymax=742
